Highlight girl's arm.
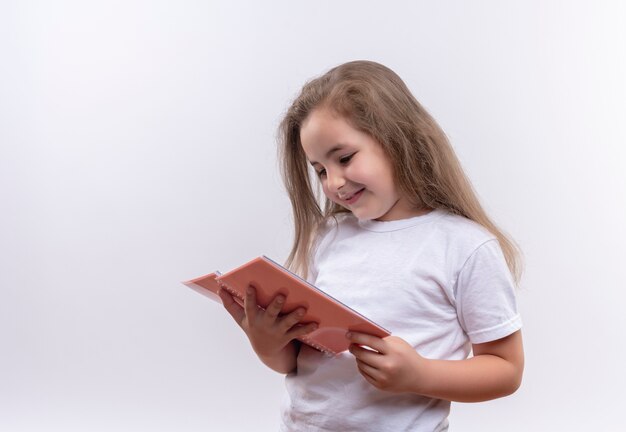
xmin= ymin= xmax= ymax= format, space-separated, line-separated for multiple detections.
xmin=218 ymin=286 xmax=317 ymax=374
xmin=347 ymin=330 xmax=524 ymax=402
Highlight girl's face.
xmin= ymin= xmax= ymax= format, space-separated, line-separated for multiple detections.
xmin=300 ymin=108 xmax=420 ymax=221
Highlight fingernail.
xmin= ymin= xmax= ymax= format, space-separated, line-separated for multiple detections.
xmin=345 ymin=332 xmax=352 ymax=339
xmin=276 ymin=295 xmax=285 ymax=304
xmin=297 ymin=308 xmax=305 ymax=316
xmin=246 ymin=287 xmax=253 ymax=295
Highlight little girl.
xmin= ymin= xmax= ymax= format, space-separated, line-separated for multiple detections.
xmin=218 ymin=60 xmax=524 ymax=431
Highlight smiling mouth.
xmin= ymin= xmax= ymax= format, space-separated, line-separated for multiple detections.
xmin=341 ymin=188 xmax=365 ymax=202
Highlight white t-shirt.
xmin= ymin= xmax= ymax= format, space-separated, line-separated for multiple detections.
xmin=280 ymin=208 xmax=522 ymax=432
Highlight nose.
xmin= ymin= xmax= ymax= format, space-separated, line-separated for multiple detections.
xmin=325 ymin=168 xmax=346 ymax=194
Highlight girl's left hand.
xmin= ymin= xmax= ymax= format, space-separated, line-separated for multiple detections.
xmin=347 ymin=332 xmax=428 ymax=394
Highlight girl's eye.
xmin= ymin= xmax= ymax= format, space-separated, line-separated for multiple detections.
xmin=339 ymin=153 xmax=355 ymax=164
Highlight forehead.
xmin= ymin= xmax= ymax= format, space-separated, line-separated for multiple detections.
xmin=300 ymin=109 xmax=361 ymax=163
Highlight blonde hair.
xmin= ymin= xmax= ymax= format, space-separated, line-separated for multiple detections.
xmin=278 ymin=60 xmax=523 ymax=286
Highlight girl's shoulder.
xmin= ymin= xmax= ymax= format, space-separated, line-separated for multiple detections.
xmin=434 ymin=211 xmax=500 ymax=260
xmin=438 ymin=211 xmax=496 ymax=240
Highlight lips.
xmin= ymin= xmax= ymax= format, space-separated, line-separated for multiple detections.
xmin=340 ymin=188 xmax=365 ymax=204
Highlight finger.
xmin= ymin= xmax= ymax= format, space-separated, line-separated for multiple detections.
xmin=349 ymin=343 xmax=383 ymax=367
xmin=346 ymin=331 xmax=387 ymax=354
xmin=218 ymin=288 xmax=245 ymax=325
xmin=262 ymin=293 xmax=286 ymax=323
xmin=356 ymin=360 xmax=381 ymax=386
xmin=356 ymin=358 xmax=382 ymax=379
xmin=278 ymin=307 xmax=307 ymax=332
xmin=243 ymin=285 xmax=259 ymax=321
xmin=285 ymin=322 xmax=319 ymax=340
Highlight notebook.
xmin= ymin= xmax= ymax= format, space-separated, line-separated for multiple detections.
xmin=183 ymin=255 xmax=390 ymax=356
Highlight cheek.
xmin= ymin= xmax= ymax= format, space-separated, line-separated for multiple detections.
xmin=321 ymin=183 xmax=339 ymax=202
xmin=353 ymin=165 xmax=396 ymax=197
xmin=346 ymin=165 xmax=375 ymax=188
xmin=321 ymin=182 xmax=330 ymax=197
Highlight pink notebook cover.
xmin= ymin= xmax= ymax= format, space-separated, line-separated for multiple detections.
xmin=183 ymin=256 xmax=390 ymax=355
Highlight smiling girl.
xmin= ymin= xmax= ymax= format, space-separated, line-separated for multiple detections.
xmin=218 ymin=60 xmax=524 ymax=431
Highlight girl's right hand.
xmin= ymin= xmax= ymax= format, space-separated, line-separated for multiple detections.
xmin=218 ymin=285 xmax=318 ymax=360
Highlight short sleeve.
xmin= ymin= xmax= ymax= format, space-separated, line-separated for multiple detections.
xmin=455 ymin=239 xmax=522 ymax=344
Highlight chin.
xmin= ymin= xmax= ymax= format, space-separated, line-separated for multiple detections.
xmin=351 ymin=209 xmax=382 ymax=221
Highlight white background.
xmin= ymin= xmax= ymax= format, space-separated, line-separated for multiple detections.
xmin=1 ymin=1 xmax=625 ymax=431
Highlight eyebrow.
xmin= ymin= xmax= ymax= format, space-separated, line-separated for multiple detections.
xmin=308 ymin=145 xmax=346 ymax=166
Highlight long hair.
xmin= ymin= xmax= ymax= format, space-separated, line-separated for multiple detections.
xmin=278 ymin=60 xmax=523 ymax=286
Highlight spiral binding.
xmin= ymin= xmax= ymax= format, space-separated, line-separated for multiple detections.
xmin=299 ymin=334 xmax=336 ymax=357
